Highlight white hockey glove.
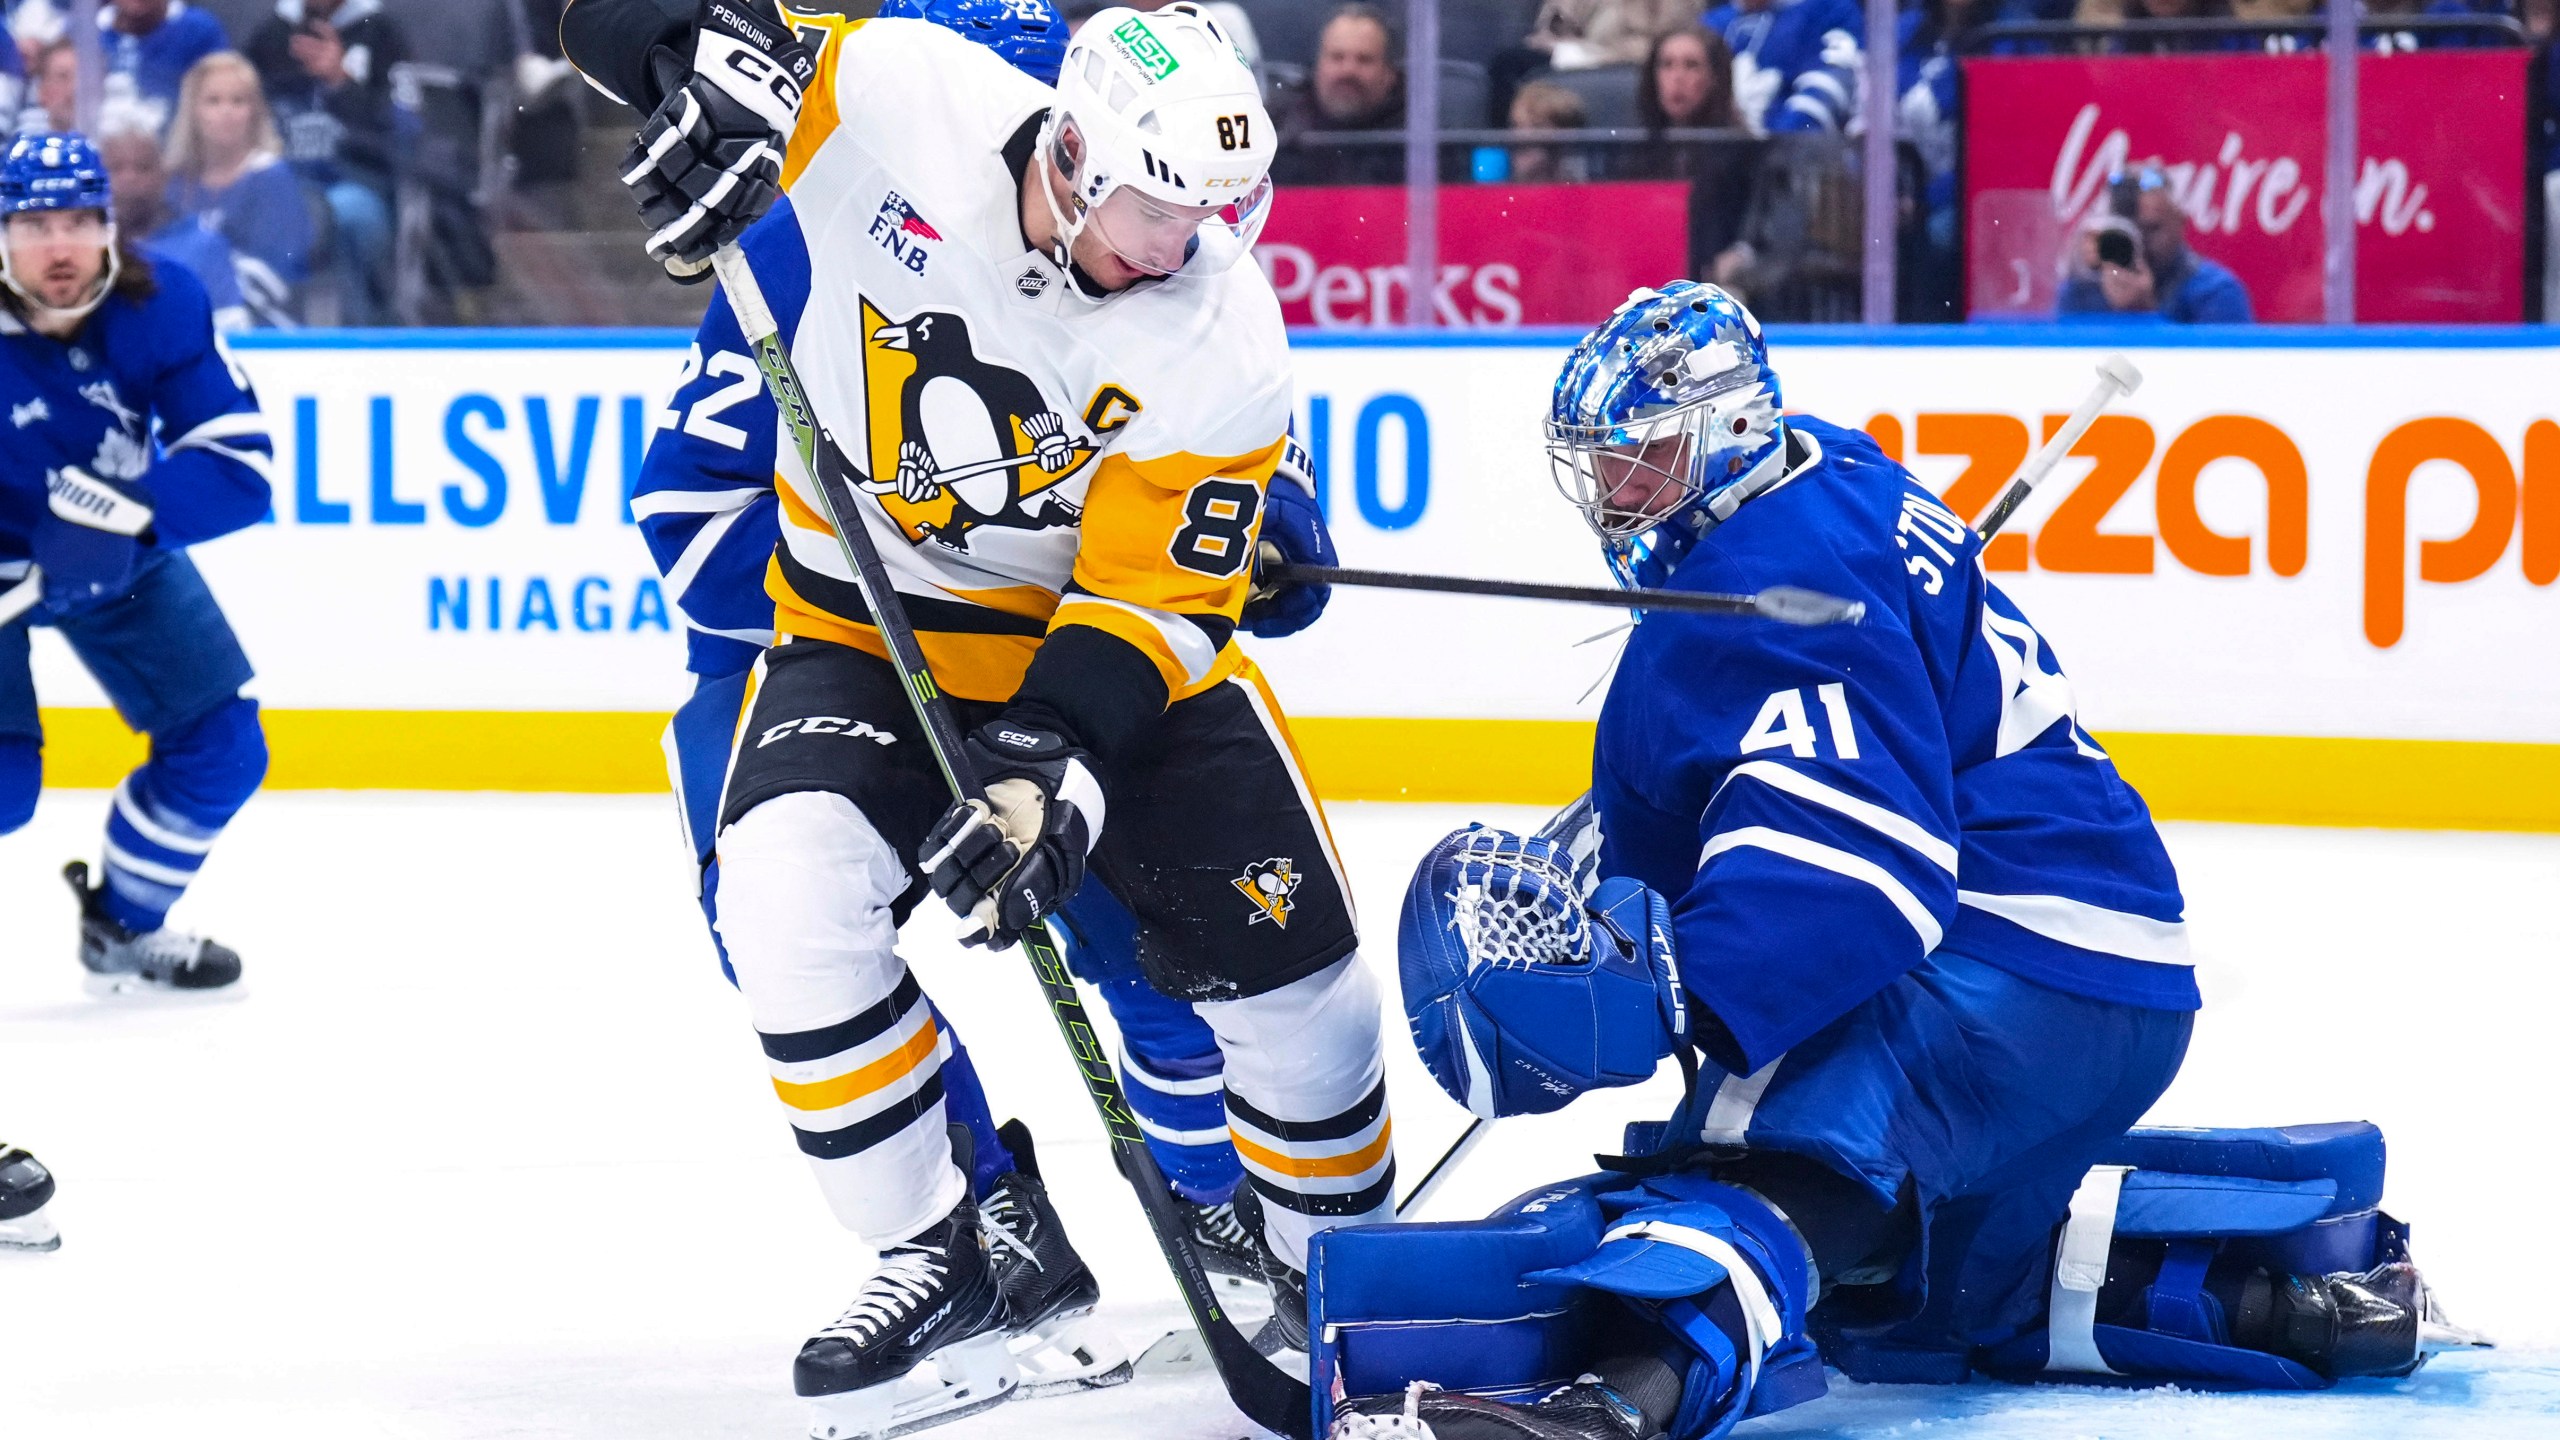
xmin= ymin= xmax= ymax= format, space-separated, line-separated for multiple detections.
xmin=620 ymin=0 xmax=814 ymax=278
xmin=918 ymin=721 xmax=1107 ymax=950
xmin=0 ymin=565 xmax=41 ymax=628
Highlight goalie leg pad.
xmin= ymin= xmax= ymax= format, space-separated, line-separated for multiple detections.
xmin=1978 ymin=1121 xmax=2480 ymax=1390
xmin=1311 ymin=1173 xmax=1825 ymax=1440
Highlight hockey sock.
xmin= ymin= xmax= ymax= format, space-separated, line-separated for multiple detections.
xmin=102 ymin=697 xmax=265 ymax=935
xmin=937 ymin=1020 xmax=1018 ymax=1198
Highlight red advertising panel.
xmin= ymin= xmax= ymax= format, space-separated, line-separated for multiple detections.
xmin=1256 ymin=182 xmax=1691 ymax=329
xmin=1963 ymin=51 xmax=2526 ymax=323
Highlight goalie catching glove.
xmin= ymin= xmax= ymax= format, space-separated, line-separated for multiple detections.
xmin=1399 ymin=826 xmax=1687 ymax=1118
xmin=616 ymin=0 xmax=813 ymax=277
xmin=920 ymin=720 xmax=1106 ymax=949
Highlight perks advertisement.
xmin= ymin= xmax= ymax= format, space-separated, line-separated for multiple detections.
xmin=1962 ymin=51 xmax=2527 ymax=323
xmin=1254 ymin=182 xmax=1691 ymax=329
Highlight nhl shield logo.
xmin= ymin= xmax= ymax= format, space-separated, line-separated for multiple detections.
xmin=1233 ymin=858 xmax=1301 ymax=928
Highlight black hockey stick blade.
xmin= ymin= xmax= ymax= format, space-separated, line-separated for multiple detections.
xmin=1268 ymin=564 xmax=1864 ymax=626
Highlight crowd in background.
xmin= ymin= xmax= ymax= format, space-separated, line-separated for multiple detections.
xmin=0 ymin=1 xmax=2549 ymax=327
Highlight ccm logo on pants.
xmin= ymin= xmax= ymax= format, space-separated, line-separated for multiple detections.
xmin=758 ymin=716 xmax=897 ymax=749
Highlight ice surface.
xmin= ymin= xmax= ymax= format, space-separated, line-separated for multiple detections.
xmin=2 ymin=794 xmax=2554 ymax=1438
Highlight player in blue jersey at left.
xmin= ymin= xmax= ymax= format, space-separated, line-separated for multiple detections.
xmin=1 ymin=132 xmax=273 ymax=996
xmin=636 ymin=0 xmax=1337 ymax=1391
xmin=1312 ymin=284 xmax=2482 ymax=1439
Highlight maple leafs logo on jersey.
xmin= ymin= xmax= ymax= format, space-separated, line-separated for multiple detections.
xmin=854 ymin=300 xmax=1100 ymax=551
xmin=1233 ymin=857 xmax=1301 ymax=928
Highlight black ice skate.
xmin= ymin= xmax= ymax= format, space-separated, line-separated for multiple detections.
xmin=1185 ymin=1193 xmax=1265 ymax=1292
xmin=2262 ymin=1262 xmax=2492 ymax=1379
xmin=1332 ymin=1378 xmax=1661 ymax=1440
xmin=982 ymin=1120 xmax=1129 ymax=1397
xmin=1234 ymin=1182 xmax=1311 ymax=1355
xmin=64 ymin=861 xmax=242 ymax=997
xmin=0 ymin=1143 xmax=60 ymax=1253
xmin=796 ymin=1202 xmax=1018 ymax=1439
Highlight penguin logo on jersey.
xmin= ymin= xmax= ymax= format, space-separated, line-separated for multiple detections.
xmin=858 ymin=300 xmax=1100 ymax=551
xmin=1233 ymin=858 xmax=1301 ymax=928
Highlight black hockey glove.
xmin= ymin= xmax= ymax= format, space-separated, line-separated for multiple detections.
xmin=619 ymin=0 xmax=814 ymax=278
xmin=918 ymin=721 xmax=1106 ymax=950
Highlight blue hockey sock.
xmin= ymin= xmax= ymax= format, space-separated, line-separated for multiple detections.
xmin=101 ymin=697 xmax=265 ymax=934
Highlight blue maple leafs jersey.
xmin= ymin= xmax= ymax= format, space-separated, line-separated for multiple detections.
xmin=1592 ymin=417 xmax=2195 ymax=1077
xmin=0 ymin=260 xmax=274 ymax=567
xmin=1705 ymin=0 xmax=1864 ymax=136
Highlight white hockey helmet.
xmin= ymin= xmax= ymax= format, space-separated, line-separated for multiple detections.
xmin=1038 ymin=3 xmax=1274 ymax=285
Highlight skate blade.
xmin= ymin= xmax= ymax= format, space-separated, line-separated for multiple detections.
xmin=0 ymin=1209 xmax=60 ymax=1253
xmin=81 ymin=972 xmax=247 ymax=1004
xmin=1011 ymin=1313 xmax=1132 ymax=1399
xmin=806 ymin=1331 xmax=1019 ymax=1440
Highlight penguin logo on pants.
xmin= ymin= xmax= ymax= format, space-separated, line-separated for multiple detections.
xmin=858 ymin=300 xmax=1101 ymax=551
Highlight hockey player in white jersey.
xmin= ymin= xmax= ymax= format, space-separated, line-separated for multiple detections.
xmin=564 ymin=3 xmax=1395 ymax=1432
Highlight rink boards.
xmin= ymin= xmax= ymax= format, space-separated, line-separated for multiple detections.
xmin=27 ymin=324 xmax=2560 ymax=830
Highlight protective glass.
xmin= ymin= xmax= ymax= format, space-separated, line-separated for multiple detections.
xmin=1545 ymin=370 xmax=1760 ymax=543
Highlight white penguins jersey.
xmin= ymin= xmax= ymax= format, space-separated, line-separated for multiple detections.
xmin=755 ymin=16 xmax=1294 ymax=708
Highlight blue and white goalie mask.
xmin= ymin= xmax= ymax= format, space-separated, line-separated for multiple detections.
xmin=1547 ymin=282 xmax=1784 ymax=585
xmin=1399 ymin=827 xmax=1685 ymax=1119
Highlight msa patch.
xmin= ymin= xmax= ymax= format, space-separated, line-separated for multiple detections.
xmin=1109 ymin=16 xmax=1180 ymax=81
xmin=1233 ymin=857 xmax=1301 ymax=928
xmin=867 ymin=192 xmax=942 ymax=275
xmin=757 ymin=716 xmax=896 ymax=749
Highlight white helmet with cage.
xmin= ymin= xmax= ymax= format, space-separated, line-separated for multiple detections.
xmin=1038 ymin=3 xmax=1275 ymax=286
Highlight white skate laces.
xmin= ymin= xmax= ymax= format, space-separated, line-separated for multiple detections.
xmin=819 ymin=1242 xmax=950 ymax=1346
xmin=979 ymin=1189 xmax=1043 ymax=1273
xmin=1195 ymin=1200 xmax=1249 ymax=1249
xmin=1331 ymin=1382 xmax=1442 ymax=1438
xmin=115 ymin=926 xmax=217 ymax=976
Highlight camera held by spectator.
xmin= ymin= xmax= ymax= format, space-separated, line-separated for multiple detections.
xmin=2059 ymin=164 xmax=2254 ymax=323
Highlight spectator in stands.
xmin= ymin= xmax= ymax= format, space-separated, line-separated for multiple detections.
xmin=2230 ymin=0 xmax=2315 ymax=55
xmin=1506 ymin=78 xmax=1591 ymax=182
xmin=100 ymin=0 xmax=231 ymax=132
xmin=2058 ymin=166 xmax=2253 ymax=322
xmin=1705 ymin=0 xmax=1864 ymax=136
xmin=1619 ymin=26 xmax=1756 ymax=279
xmin=247 ymin=0 xmax=409 ymax=326
xmin=386 ymin=0 xmax=520 ymax=321
xmin=166 ymin=50 xmax=310 ymax=326
xmin=1900 ymin=0 xmax=1980 ymax=319
xmin=2115 ymin=0 xmax=2237 ymax=55
xmin=33 ymin=36 xmax=75 ymax=131
xmin=1269 ymin=3 xmax=1408 ymax=187
xmin=97 ymin=114 xmax=252 ymax=329
xmin=1525 ymin=0 xmax=1707 ymax=70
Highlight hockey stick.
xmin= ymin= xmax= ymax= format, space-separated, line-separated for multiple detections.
xmin=1973 ymin=355 xmax=2144 ymax=541
xmin=1395 ymin=1117 xmax=1488 ymax=1219
xmin=1264 ymin=563 xmax=1866 ymax=626
xmin=0 ymin=566 xmax=39 ymax=629
xmin=708 ymin=246 xmax=1314 ymax=1440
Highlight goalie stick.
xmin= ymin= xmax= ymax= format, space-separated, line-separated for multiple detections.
xmin=1263 ymin=564 xmax=1866 ymax=626
xmin=1974 ymin=354 xmax=2144 ymax=541
xmin=706 ymin=245 xmax=1314 ymax=1439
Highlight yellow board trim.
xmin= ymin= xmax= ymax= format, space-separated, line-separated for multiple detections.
xmin=31 ymin=708 xmax=2560 ymax=832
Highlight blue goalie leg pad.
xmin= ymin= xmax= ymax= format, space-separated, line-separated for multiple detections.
xmin=1310 ymin=1174 xmax=1827 ymax=1440
xmin=104 ymin=696 xmax=266 ymax=934
xmin=1981 ymin=1121 xmax=2462 ymax=1391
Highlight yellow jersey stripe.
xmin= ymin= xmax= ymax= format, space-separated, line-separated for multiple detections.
xmin=771 ymin=1015 xmax=941 ymax=1112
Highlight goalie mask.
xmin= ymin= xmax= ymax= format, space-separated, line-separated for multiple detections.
xmin=1038 ymin=3 xmax=1274 ymax=287
xmin=1547 ymin=282 xmax=1785 ymax=588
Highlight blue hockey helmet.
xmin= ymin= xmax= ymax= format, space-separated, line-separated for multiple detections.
xmin=877 ymin=0 xmax=1068 ymax=87
xmin=1547 ymin=282 xmax=1785 ymax=586
xmin=0 ymin=131 xmax=123 ymax=324
xmin=0 ymin=132 xmax=114 ymax=221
